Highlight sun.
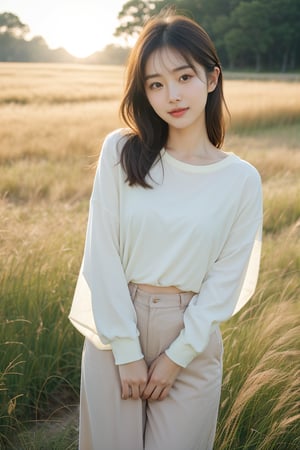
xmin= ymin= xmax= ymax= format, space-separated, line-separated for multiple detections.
xmin=53 ymin=21 xmax=113 ymax=58
xmin=63 ymin=34 xmax=103 ymax=59
xmin=44 ymin=9 xmax=121 ymax=59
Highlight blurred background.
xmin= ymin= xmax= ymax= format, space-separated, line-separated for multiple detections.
xmin=1 ymin=0 xmax=300 ymax=70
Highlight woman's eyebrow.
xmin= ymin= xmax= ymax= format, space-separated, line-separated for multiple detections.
xmin=145 ymin=64 xmax=192 ymax=81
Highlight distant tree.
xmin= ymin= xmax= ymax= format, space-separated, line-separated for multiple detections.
xmin=173 ymin=0 xmax=232 ymax=65
xmin=49 ymin=47 xmax=77 ymax=63
xmin=224 ymin=1 xmax=272 ymax=71
xmin=224 ymin=0 xmax=300 ymax=71
xmin=114 ymin=0 xmax=231 ymax=42
xmin=0 ymin=32 xmax=16 ymax=61
xmin=114 ymin=0 xmax=170 ymax=42
xmin=113 ymin=0 xmax=300 ymax=71
xmin=113 ymin=0 xmax=234 ymax=65
xmin=85 ymin=44 xmax=130 ymax=65
xmin=0 ymin=12 xmax=29 ymax=37
xmin=0 ymin=11 xmax=76 ymax=63
xmin=25 ymin=36 xmax=52 ymax=62
xmin=265 ymin=0 xmax=300 ymax=71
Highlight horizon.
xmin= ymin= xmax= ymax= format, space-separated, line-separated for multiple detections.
xmin=0 ymin=0 xmax=127 ymax=57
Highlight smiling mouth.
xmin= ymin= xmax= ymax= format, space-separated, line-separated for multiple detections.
xmin=168 ymin=107 xmax=189 ymax=117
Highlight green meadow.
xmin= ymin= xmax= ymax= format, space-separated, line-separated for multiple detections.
xmin=0 ymin=63 xmax=299 ymax=449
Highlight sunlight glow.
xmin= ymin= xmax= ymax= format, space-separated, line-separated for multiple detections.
xmin=46 ymin=17 xmax=119 ymax=58
xmin=17 ymin=0 xmax=127 ymax=59
xmin=0 ymin=0 xmax=127 ymax=58
xmin=57 ymin=28 xmax=107 ymax=58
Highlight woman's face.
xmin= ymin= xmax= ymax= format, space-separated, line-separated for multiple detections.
xmin=144 ymin=47 xmax=218 ymax=132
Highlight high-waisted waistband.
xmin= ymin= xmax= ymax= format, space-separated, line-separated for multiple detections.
xmin=128 ymin=282 xmax=195 ymax=308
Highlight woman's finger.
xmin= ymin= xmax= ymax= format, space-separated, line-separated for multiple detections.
xmin=122 ymin=383 xmax=131 ymax=400
xmin=141 ymin=382 xmax=156 ymax=400
xmin=148 ymin=386 xmax=164 ymax=401
xmin=131 ymin=384 xmax=140 ymax=400
xmin=157 ymin=386 xmax=169 ymax=401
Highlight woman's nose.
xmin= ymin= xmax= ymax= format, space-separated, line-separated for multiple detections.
xmin=168 ymin=84 xmax=181 ymax=102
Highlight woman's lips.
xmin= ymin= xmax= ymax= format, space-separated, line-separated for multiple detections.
xmin=168 ymin=107 xmax=189 ymax=118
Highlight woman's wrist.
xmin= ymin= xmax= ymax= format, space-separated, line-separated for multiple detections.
xmin=165 ymin=338 xmax=198 ymax=368
xmin=111 ymin=336 xmax=144 ymax=365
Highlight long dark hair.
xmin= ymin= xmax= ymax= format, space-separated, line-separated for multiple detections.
xmin=120 ymin=13 xmax=228 ymax=188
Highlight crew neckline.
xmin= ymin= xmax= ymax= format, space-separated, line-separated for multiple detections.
xmin=162 ymin=148 xmax=237 ymax=173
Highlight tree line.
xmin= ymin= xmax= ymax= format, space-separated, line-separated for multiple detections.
xmin=1 ymin=0 xmax=300 ymax=71
xmin=115 ymin=0 xmax=300 ymax=72
xmin=0 ymin=12 xmax=129 ymax=65
xmin=0 ymin=13 xmax=75 ymax=63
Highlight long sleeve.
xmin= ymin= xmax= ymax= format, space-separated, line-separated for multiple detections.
xmin=165 ymin=169 xmax=263 ymax=368
xmin=69 ymin=130 xmax=143 ymax=365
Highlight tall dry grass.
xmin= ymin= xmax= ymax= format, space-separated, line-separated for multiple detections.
xmin=224 ymin=78 xmax=300 ymax=132
xmin=0 ymin=63 xmax=124 ymax=105
xmin=0 ymin=63 xmax=299 ymax=449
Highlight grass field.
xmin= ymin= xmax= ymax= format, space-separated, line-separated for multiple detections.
xmin=0 ymin=63 xmax=300 ymax=449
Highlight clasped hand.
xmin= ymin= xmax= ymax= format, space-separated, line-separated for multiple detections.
xmin=118 ymin=353 xmax=181 ymax=401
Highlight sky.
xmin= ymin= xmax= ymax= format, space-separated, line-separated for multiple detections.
xmin=1 ymin=0 xmax=128 ymax=57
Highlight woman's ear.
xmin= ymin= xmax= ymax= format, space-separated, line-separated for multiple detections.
xmin=207 ymin=66 xmax=220 ymax=93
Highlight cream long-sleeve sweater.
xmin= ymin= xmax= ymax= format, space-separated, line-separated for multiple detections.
xmin=69 ymin=129 xmax=263 ymax=367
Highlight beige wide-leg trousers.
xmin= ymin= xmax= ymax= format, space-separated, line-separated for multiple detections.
xmin=79 ymin=284 xmax=223 ymax=450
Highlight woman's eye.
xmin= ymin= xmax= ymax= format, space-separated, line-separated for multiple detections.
xmin=180 ymin=74 xmax=192 ymax=82
xmin=149 ymin=81 xmax=162 ymax=90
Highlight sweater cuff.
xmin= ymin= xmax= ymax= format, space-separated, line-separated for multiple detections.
xmin=165 ymin=336 xmax=198 ymax=368
xmin=111 ymin=337 xmax=144 ymax=365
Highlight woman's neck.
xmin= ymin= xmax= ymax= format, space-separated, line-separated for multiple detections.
xmin=166 ymin=127 xmax=224 ymax=165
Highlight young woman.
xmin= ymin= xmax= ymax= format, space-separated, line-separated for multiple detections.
xmin=69 ymin=12 xmax=263 ymax=450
